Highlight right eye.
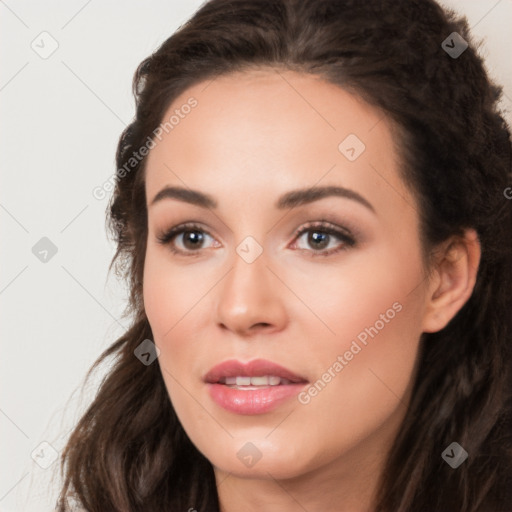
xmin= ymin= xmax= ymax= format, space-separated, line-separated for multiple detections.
xmin=156 ymin=222 xmax=219 ymax=257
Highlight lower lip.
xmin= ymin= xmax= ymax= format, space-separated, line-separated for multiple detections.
xmin=207 ymin=383 xmax=307 ymax=415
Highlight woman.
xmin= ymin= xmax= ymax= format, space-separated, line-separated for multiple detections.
xmin=57 ymin=0 xmax=512 ymax=510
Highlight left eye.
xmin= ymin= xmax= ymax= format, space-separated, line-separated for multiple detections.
xmin=291 ymin=224 xmax=355 ymax=256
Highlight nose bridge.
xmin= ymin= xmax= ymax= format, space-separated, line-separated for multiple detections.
xmin=215 ymin=239 xmax=287 ymax=334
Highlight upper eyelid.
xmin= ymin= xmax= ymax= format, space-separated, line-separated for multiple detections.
xmin=292 ymin=221 xmax=354 ymax=238
xmin=160 ymin=220 xmax=349 ymax=238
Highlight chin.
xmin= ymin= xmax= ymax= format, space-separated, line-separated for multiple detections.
xmin=204 ymin=437 xmax=320 ymax=480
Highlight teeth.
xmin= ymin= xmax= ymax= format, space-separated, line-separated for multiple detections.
xmin=222 ymin=375 xmax=291 ymax=386
xmin=250 ymin=376 xmax=269 ymax=385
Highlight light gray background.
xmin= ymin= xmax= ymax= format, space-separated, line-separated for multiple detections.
xmin=1 ymin=1 xmax=511 ymax=510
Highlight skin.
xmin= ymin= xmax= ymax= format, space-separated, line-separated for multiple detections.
xmin=142 ymin=68 xmax=481 ymax=512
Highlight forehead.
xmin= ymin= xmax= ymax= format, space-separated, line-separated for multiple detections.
xmin=144 ymin=68 xmax=411 ymax=217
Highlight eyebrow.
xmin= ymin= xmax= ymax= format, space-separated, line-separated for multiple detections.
xmin=150 ymin=185 xmax=375 ymax=213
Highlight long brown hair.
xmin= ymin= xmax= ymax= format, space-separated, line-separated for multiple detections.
xmin=56 ymin=1 xmax=512 ymax=510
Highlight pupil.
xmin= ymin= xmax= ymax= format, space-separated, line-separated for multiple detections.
xmin=309 ymin=231 xmax=328 ymax=249
xmin=183 ymin=231 xmax=203 ymax=249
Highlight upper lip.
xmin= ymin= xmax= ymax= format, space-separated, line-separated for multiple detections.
xmin=203 ymin=358 xmax=309 ymax=384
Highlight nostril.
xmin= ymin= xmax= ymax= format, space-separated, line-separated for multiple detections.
xmin=253 ymin=322 xmax=271 ymax=329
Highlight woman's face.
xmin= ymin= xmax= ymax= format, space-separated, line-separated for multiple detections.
xmin=143 ymin=69 xmax=432 ymax=481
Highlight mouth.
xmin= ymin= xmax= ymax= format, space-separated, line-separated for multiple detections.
xmin=204 ymin=358 xmax=308 ymax=385
xmin=218 ymin=375 xmax=297 ymax=388
xmin=203 ymin=359 xmax=309 ymax=415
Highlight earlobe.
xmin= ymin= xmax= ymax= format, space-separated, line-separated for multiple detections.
xmin=421 ymin=229 xmax=481 ymax=333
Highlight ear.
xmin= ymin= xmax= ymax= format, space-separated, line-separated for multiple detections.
xmin=421 ymin=228 xmax=481 ymax=333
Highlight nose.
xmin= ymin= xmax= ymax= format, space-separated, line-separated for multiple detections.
xmin=215 ymin=247 xmax=288 ymax=337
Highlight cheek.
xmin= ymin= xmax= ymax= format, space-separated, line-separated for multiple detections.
xmin=143 ymin=254 xmax=200 ymax=417
xmin=143 ymin=249 xmax=208 ymax=335
xmin=143 ymin=251 xmax=185 ymax=370
xmin=280 ymin=239 xmax=425 ymax=349
xmin=142 ymin=250 xmax=216 ymax=381
xmin=297 ymin=299 xmax=421 ymax=465
xmin=291 ymin=246 xmax=425 ymax=446
xmin=143 ymin=253 xmax=175 ymax=333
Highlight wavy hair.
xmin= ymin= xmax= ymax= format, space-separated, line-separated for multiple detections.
xmin=57 ymin=0 xmax=512 ymax=510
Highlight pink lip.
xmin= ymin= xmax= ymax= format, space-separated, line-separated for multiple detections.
xmin=203 ymin=358 xmax=308 ymax=384
xmin=203 ymin=359 xmax=308 ymax=415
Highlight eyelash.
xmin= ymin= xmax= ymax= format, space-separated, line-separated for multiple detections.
xmin=156 ymin=220 xmax=357 ymax=258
